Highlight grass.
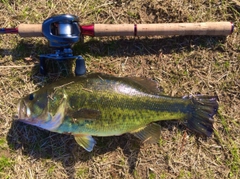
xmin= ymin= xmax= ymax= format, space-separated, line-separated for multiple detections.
xmin=216 ymin=109 xmax=240 ymax=177
xmin=0 ymin=136 xmax=14 ymax=178
xmin=0 ymin=156 xmax=13 ymax=178
xmin=0 ymin=0 xmax=239 ymax=178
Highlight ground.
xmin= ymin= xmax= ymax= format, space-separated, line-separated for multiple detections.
xmin=0 ymin=0 xmax=239 ymax=178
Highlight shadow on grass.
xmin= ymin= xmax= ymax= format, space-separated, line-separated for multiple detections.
xmin=73 ymin=35 xmax=227 ymax=57
xmin=0 ymin=35 xmax=227 ymax=77
xmin=7 ymin=120 xmax=141 ymax=178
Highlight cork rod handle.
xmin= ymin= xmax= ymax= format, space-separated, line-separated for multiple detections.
xmin=94 ymin=22 xmax=233 ymax=36
xmin=18 ymin=24 xmax=43 ymax=37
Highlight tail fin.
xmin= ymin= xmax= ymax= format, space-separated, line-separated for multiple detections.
xmin=186 ymin=96 xmax=218 ymax=137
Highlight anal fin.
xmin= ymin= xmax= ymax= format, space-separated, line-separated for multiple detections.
xmin=131 ymin=123 xmax=161 ymax=143
xmin=74 ymin=135 xmax=96 ymax=152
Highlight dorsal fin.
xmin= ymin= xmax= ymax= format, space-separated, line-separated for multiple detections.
xmin=84 ymin=73 xmax=163 ymax=95
xmin=127 ymin=76 xmax=163 ymax=95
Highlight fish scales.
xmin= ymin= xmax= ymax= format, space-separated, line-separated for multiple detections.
xmin=56 ymin=88 xmax=189 ymax=136
xmin=54 ymin=82 xmax=189 ymax=132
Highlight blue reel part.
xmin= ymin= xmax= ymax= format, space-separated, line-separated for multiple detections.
xmin=39 ymin=14 xmax=86 ymax=76
xmin=42 ymin=14 xmax=81 ymax=48
xmin=39 ymin=53 xmax=86 ymax=76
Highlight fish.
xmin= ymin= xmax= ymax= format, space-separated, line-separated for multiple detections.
xmin=17 ymin=73 xmax=218 ymax=152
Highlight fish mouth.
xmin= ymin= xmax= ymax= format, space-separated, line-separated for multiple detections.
xmin=17 ymin=99 xmax=31 ymax=120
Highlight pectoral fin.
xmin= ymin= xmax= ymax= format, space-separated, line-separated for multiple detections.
xmin=74 ymin=135 xmax=96 ymax=152
xmin=131 ymin=123 xmax=161 ymax=143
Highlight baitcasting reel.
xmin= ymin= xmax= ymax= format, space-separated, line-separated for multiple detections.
xmin=40 ymin=14 xmax=86 ymax=76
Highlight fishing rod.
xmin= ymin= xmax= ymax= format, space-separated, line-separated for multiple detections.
xmin=0 ymin=14 xmax=234 ymax=75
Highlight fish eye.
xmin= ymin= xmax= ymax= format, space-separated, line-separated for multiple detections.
xmin=29 ymin=93 xmax=34 ymax=100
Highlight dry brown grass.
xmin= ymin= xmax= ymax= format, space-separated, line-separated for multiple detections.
xmin=0 ymin=0 xmax=239 ymax=178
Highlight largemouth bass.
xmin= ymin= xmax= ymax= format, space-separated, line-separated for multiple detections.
xmin=17 ymin=73 xmax=218 ymax=152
